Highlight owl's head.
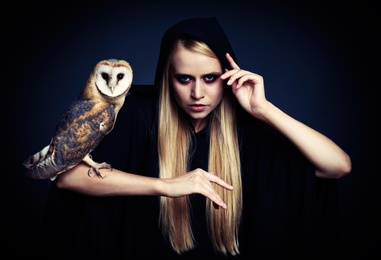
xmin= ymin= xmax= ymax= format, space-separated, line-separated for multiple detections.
xmin=85 ymin=59 xmax=133 ymax=102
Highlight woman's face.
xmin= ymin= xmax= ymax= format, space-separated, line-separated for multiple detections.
xmin=170 ymin=47 xmax=224 ymax=132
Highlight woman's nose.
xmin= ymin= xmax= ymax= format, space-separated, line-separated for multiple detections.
xmin=191 ymin=80 xmax=205 ymax=99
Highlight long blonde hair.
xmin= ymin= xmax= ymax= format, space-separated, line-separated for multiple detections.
xmin=157 ymin=38 xmax=242 ymax=256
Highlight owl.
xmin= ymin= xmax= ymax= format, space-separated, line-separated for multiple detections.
xmin=23 ymin=59 xmax=133 ymax=180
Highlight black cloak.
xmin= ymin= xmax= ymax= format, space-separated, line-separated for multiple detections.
xmin=33 ymin=17 xmax=339 ymax=259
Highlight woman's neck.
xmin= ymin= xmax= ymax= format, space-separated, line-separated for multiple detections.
xmin=191 ymin=117 xmax=209 ymax=133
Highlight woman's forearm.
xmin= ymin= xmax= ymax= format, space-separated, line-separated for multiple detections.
xmin=56 ymin=162 xmax=163 ymax=196
xmin=55 ymin=163 xmax=232 ymax=209
xmin=260 ymin=102 xmax=352 ymax=179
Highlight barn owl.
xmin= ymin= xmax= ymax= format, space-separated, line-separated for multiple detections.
xmin=23 ymin=59 xmax=133 ymax=180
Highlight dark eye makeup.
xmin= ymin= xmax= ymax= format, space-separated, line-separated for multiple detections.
xmin=174 ymin=74 xmax=192 ymax=84
xmin=174 ymin=73 xmax=221 ymax=84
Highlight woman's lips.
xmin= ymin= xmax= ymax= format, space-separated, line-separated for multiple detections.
xmin=189 ymin=104 xmax=206 ymax=112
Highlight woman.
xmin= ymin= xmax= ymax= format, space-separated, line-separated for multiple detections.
xmin=34 ymin=17 xmax=351 ymax=259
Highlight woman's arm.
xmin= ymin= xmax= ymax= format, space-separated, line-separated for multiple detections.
xmin=221 ymin=53 xmax=352 ymax=179
xmin=257 ymin=101 xmax=352 ymax=178
xmin=56 ymin=163 xmax=232 ymax=208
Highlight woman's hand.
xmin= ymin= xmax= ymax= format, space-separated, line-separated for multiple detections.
xmin=161 ymin=168 xmax=233 ymax=209
xmin=220 ymin=53 xmax=269 ymax=119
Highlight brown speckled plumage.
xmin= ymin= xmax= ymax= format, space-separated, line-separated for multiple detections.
xmin=23 ymin=59 xmax=133 ymax=180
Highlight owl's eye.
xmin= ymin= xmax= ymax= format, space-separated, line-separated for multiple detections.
xmin=117 ymin=73 xmax=124 ymax=80
xmin=101 ymin=73 xmax=109 ymax=81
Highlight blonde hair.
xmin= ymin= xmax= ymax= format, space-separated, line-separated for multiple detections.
xmin=158 ymin=38 xmax=242 ymax=256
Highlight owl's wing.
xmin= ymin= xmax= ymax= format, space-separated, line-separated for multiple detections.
xmin=23 ymin=99 xmax=117 ymax=180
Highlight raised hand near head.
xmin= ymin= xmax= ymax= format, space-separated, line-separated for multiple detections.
xmin=221 ymin=53 xmax=268 ymax=119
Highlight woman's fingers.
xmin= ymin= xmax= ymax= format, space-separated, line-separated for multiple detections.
xmin=222 ymin=69 xmax=252 ymax=87
xmin=164 ymin=169 xmax=233 ymax=209
xmin=189 ymin=169 xmax=233 ymax=209
xmin=226 ymin=53 xmax=240 ymax=70
xmin=206 ymin=171 xmax=234 ymax=189
xmin=221 ymin=53 xmax=261 ymax=89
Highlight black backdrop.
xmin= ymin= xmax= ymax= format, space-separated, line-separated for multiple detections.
xmin=3 ymin=1 xmax=379 ymax=259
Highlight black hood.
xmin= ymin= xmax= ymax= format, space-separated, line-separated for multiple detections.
xmin=154 ymin=17 xmax=237 ymax=86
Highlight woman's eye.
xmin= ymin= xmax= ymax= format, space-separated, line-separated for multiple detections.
xmin=181 ymin=76 xmax=191 ymax=82
xmin=204 ymin=75 xmax=217 ymax=83
xmin=175 ymin=75 xmax=192 ymax=84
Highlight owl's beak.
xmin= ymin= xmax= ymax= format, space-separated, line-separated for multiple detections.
xmin=110 ymin=86 xmax=114 ymax=94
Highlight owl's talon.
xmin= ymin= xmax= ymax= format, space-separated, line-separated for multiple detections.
xmin=87 ymin=168 xmax=103 ymax=178
xmin=87 ymin=163 xmax=111 ymax=178
xmin=95 ymin=170 xmax=104 ymax=178
xmin=87 ymin=167 xmax=94 ymax=177
xmin=87 ymin=167 xmax=103 ymax=178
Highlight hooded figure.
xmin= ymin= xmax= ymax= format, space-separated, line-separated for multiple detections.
xmin=34 ymin=17 xmax=339 ymax=259
xmin=154 ymin=17 xmax=237 ymax=86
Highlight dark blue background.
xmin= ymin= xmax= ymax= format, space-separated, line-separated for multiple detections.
xmin=4 ymin=0 xmax=379 ymax=259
